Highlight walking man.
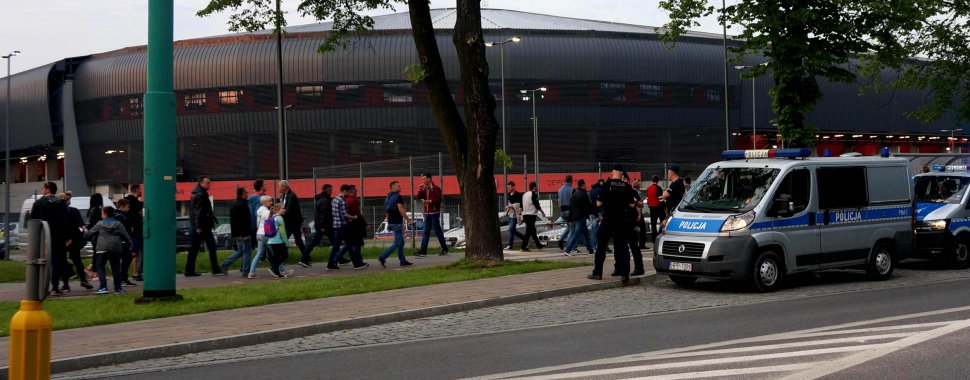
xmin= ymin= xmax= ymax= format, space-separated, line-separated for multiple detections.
xmin=632 ymin=180 xmax=649 ymax=249
xmin=247 ymin=179 xmax=266 ymax=249
xmin=62 ymin=192 xmax=93 ymax=290
xmin=520 ymin=182 xmax=546 ymax=252
xmin=623 ymin=172 xmax=646 ymax=276
xmin=279 ymin=180 xmax=307 ymax=265
xmin=589 ymin=165 xmax=636 ymax=284
xmin=504 ymin=181 xmax=526 ymax=250
xmin=327 ymin=185 xmax=367 ymax=269
xmin=416 ymin=173 xmax=448 ymax=257
xmin=186 ymin=176 xmax=223 ymax=276
xmin=557 ymin=175 xmax=574 ymax=251
xmin=564 ymin=179 xmax=594 ymax=255
xmin=220 ymin=187 xmax=253 ymax=277
xmin=31 ymin=182 xmax=72 ymax=295
xmin=663 ymin=166 xmax=686 ymax=215
xmin=378 ymin=181 xmax=413 ymax=268
xmin=646 ymin=175 xmax=666 ymax=243
xmin=302 ymin=184 xmax=335 ymax=265
xmin=126 ymin=184 xmax=145 ymax=281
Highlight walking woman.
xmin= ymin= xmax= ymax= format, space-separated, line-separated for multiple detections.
xmin=266 ymin=204 xmax=294 ymax=278
xmin=520 ymin=182 xmax=546 ymax=252
xmin=346 ymin=186 xmax=369 ymax=269
xmin=84 ymin=193 xmax=105 ymax=282
xmin=248 ymin=196 xmax=273 ymax=279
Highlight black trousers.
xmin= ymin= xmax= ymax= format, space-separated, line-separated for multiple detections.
xmin=302 ymin=228 xmax=333 ymax=263
xmin=68 ymin=242 xmax=87 ymax=282
xmin=521 ymin=215 xmax=543 ymax=249
xmin=628 ymin=225 xmax=644 ymax=272
xmin=187 ymin=227 xmax=220 ymax=274
xmin=649 ymin=206 xmax=666 ymax=243
xmin=289 ymin=226 xmax=306 ymax=255
xmin=593 ymin=218 xmax=630 ymax=277
xmin=269 ymin=243 xmax=288 ymax=276
xmin=51 ymin=244 xmax=70 ymax=289
xmin=637 ymin=218 xmax=649 ymax=248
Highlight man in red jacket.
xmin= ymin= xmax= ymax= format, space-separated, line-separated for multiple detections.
xmin=646 ymin=175 xmax=666 ymax=243
xmin=416 ymin=173 xmax=448 ymax=257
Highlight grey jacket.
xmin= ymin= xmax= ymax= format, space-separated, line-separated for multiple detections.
xmin=85 ymin=218 xmax=131 ymax=253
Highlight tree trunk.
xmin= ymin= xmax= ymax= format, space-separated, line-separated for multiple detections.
xmin=408 ymin=0 xmax=503 ymax=261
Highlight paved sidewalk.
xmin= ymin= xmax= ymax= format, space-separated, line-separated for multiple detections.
xmin=0 ymin=260 xmax=651 ymax=375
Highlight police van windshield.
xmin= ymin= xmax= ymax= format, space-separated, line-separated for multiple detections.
xmin=914 ymin=175 xmax=970 ymax=204
xmin=680 ymin=167 xmax=780 ymax=212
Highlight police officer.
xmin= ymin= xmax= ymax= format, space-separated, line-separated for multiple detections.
xmin=589 ymin=165 xmax=637 ymax=283
xmin=621 ymin=172 xmax=646 ymax=276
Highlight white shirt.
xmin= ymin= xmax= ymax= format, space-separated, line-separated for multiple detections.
xmin=255 ymin=206 xmax=271 ymax=236
xmin=522 ymin=191 xmax=540 ymax=216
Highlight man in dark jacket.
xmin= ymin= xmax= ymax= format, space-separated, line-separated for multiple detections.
xmin=62 ymin=192 xmax=93 ymax=290
xmin=279 ymin=180 xmax=307 ymax=263
xmin=220 ymin=187 xmax=253 ymax=276
xmin=31 ymin=182 xmax=72 ymax=295
xmin=125 ymin=184 xmax=145 ymax=281
xmin=564 ymin=179 xmax=594 ymax=255
xmin=301 ymin=184 xmax=334 ymax=267
xmin=186 ymin=176 xmax=223 ymax=276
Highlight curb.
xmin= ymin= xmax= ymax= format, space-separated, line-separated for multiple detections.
xmin=2 ymin=273 xmax=655 ymax=376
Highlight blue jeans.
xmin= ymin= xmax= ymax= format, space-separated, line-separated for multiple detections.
xmin=328 ymin=225 xmax=365 ymax=267
xmin=221 ymin=237 xmax=252 ymax=275
xmin=507 ymin=215 xmax=526 ymax=247
xmin=379 ymin=224 xmax=407 ymax=263
xmin=565 ymin=217 xmax=593 ymax=253
xmin=420 ymin=213 xmax=447 ymax=252
xmin=249 ymin=235 xmax=283 ymax=274
xmin=589 ymin=216 xmax=600 ymax=251
xmin=558 ymin=211 xmax=574 ymax=242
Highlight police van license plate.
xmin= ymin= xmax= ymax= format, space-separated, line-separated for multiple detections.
xmin=668 ymin=262 xmax=692 ymax=272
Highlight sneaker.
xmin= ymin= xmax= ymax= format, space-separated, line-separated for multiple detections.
xmin=563 ymin=251 xmax=573 ymax=257
xmin=95 ymin=288 xmax=109 ymax=295
xmin=414 ymin=251 xmax=427 ymax=258
xmin=283 ymin=268 xmax=295 ymax=277
xmin=439 ymin=250 xmax=448 ymax=256
xmin=80 ymin=282 xmax=93 ymax=290
xmin=520 ymin=247 xmax=531 ymax=252
xmin=122 ymin=281 xmax=137 ymax=287
xmin=247 ymin=273 xmax=257 ymax=279
xmin=59 ymin=285 xmax=71 ymax=292
xmin=400 ymin=261 xmax=414 ymax=267
xmin=338 ymin=257 xmax=351 ymax=265
xmin=537 ymin=244 xmax=546 ymax=250
xmin=587 ymin=274 xmax=603 ymax=280
xmin=132 ymin=275 xmax=144 ymax=281
xmin=184 ymin=272 xmax=202 ymax=277
xmin=298 ymin=261 xmax=312 ymax=268
xmin=378 ymin=257 xmax=387 ymax=268
xmin=49 ymin=290 xmax=64 ymax=297
xmin=220 ymin=265 xmax=230 ymax=274
xmin=213 ymin=271 xmax=227 ymax=276
xmin=631 ymin=269 xmax=646 ymax=276
xmin=114 ymin=289 xmax=127 ymax=295
xmin=504 ymin=245 xmax=513 ymax=250
xmin=326 ymin=265 xmax=341 ymax=270
xmin=353 ymin=263 xmax=370 ymax=270
xmin=266 ymin=268 xmax=282 ymax=278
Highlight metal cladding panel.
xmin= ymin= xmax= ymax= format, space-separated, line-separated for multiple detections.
xmin=0 ymin=63 xmax=56 ymax=150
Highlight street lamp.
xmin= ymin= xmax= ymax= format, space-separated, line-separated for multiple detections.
xmin=942 ymin=128 xmax=964 ymax=152
xmin=2 ymin=50 xmax=20 ymax=260
xmin=520 ymin=87 xmax=546 ymax=188
xmin=485 ymin=36 xmax=521 ymax=205
xmin=735 ymin=62 xmax=768 ymax=149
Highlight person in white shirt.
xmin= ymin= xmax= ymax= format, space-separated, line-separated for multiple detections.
xmin=248 ymin=196 xmax=274 ymax=279
xmin=520 ymin=182 xmax=546 ymax=252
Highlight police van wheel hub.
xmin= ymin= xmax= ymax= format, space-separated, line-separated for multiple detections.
xmin=875 ymin=251 xmax=892 ymax=275
xmin=759 ymin=260 xmax=778 ymax=286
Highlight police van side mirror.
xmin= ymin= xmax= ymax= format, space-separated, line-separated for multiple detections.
xmin=768 ymin=194 xmax=795 ymax=218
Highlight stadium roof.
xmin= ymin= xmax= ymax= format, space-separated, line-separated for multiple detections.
xmin=252 ymin=8 xmax=726 ymax=40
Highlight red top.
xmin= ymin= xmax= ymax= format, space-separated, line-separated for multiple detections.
xmin=646 ymin=184 xmax=663 ymax=207
xmin=346 ymin=195 xmax=361 ymax=216
xmin=416 ymin=183 xmax=443 ymax=214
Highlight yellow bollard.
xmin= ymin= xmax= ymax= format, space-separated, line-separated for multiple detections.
xmin=8 ymin=300 xmax=52 ymax=380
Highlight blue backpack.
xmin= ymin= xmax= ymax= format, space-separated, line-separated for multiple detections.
xmin=263 ymin=217 xmax=278 ymax=238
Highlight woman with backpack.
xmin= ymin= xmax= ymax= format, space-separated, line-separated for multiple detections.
xmin=266 ymin=204 xmax=294 ymax=278
xmin=248 ymin=196 xmax=274 ymax=279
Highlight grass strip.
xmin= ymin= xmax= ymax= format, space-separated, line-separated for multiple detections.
xmin=0 ymin=259 xmax=587 ymax=336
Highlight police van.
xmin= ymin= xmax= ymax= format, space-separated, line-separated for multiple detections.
xmin=654 ymin=148 xmax=914 ymax=292
xmin=912 ymin=165 xmax=970 ymax=268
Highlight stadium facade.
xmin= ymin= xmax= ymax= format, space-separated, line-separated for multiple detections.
xmin=0 ymin=8 xmax=964 ymax=203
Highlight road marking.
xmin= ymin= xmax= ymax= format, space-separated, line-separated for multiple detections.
xmin=782 ymin=318 xmax=970 ymax=379
xmin=644 ymin=332 xmax=912 ymax=361
xmin=619 ymin=362 xmax=821 ymax=380
xmin=508 ymin=344 xmax=886 ymax=380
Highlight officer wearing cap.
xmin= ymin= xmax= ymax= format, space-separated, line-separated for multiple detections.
xmin=588 ymin=164 xmax=637 ymax=283
xmin=663 ymin=165 xmax=686 ymax=215
xmin=621 ymin=171 xmax=646 ymax=276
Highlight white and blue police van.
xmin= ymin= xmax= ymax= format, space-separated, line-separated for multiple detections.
xmin=912 ymin=165 xmax=970 ymax=268
xmin=654 ymin=148 xmax=914 ymax=292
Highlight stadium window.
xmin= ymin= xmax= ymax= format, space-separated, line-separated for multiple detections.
xmin=127 ymin=97 xmax=142 ymax=117
xmin=336 ymin=84 xmax=365 ymax=104
xmin=599 ymin=83 xmax=626 ymax=102
xmin=296 ymin=85 xmax=324 ymax=104
xmin=383 ymin=83 xmax=414 ymax=103
xmin=184 ymin=92 xmax=206 ymax=109
xmin=218 ymin=90 xmax=243 ymax=106
xmin=639 ymin=84 xmax=663 ymax=100
xmin=706 ymin=88 xmax=723 ymax=104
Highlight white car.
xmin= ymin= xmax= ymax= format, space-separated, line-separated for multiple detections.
xmin=445 ymin=213 xmax=555 ymax=247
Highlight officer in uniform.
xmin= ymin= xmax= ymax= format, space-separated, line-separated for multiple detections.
xmin=622 ymin=172 xmax=646 ymax=276
xmin=589 ymin=164 xmax=637 ymax=283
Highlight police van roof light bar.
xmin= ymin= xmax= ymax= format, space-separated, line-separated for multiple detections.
xmin=932 ymin=165 xmax=970 ymax=172
xmin=721 ymin=149 xmax=812 ymax=160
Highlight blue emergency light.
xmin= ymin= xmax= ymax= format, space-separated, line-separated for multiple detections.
xmin=721 ymin=148 xmax=812 ymax=160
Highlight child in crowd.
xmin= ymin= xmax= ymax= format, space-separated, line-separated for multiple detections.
xmin=266 ymin=204 xmax=295 ymax=278
xmin=84 ymin=206 xmax=131 ymax=294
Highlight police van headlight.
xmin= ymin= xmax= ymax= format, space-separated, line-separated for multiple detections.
xmin=720 ymin=211 xmax=755 ymax=232
xmin=919 ymin=219 xmax=949 ymax=231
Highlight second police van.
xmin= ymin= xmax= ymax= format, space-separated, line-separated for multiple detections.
xmin=912 ymin=165 xmax=970 ymax=268
xmin=654 ymin=148 xmax=914 ymax=292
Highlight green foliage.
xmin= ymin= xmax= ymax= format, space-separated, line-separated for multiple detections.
xmin=404 ymin=63 xmax=429 ymax=84
xmin=494 ymin=149 xmax=513 ymax=169
xmin=198 ymin=0 xmax=399 ymax=53
xmin=659 ymin=0 xmax=932 ymax=147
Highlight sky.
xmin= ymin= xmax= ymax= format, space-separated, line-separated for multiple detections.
xmin=0 ymin=0 xmax=732 ymax=76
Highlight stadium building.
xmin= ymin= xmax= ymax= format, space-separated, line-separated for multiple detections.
xmin=0 ymin=8 xmax=964 ymax=208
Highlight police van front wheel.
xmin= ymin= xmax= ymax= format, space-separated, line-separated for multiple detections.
xmin=750 ymin=251 xmax=784 ymax=292
xmin=950 ymin=235 xmax=970 ymax=270
xmin=866 ymin=242 xmax=895 ymax=281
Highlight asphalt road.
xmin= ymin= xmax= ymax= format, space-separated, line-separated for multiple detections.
xmin=90 ymin=266 xmax=970 ymax=380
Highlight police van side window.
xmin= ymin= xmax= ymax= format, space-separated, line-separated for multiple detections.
xmin=818 ymin=167 xmax=868 ymax=209
xmin=775 ymin=169 xmax=811 ymax=214
xmin=866 ymin=166 xmax=910 ymax=204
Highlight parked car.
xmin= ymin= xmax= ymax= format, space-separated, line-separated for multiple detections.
xmin=176 ymin=217 xmax=193 ymax=251
xmin=214 ymin=223 xmax=234 ymax=250
xmin=444 ymin=213 xmax=555 ymax=248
